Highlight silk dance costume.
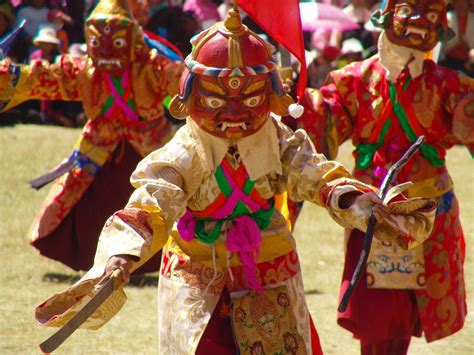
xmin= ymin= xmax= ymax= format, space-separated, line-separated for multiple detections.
xmin=34 ymin=5 xmax=437 ymax=354
xmin=298 ymin=0 xmax=474 ymax=353
xmin=0 ymin=0 xmax=183 ymax=272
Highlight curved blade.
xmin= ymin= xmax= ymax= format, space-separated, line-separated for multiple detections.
xmin=39 ymin=270 xmax=122 ymax=353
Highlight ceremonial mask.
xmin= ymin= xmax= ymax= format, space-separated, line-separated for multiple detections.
xmin=371 ymin=0 xmax=454 ymax=51
xmin=85 ymin=0 xmax=146 ymax=75
xmin=191 ymin=74 xmax=272 ymax=139
xmin=86 ymin=19 xmax=133 ymax=74
xmin=169 ymin=6 xmax=294 ymax=139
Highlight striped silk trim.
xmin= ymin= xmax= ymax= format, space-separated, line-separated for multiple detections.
xmin=185 ymin=59 xmax=276 ymax=77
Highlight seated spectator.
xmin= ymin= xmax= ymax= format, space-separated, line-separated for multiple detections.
xmin=30 ymin=25 xmax=60 ymax=62
xmin=309 ymin=0 xmax=345 ymax=52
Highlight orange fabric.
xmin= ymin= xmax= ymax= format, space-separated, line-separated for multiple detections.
xmin=57 ymin=30 xmax=69 ymax=53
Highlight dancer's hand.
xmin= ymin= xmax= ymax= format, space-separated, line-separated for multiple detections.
xmin=105 ymin=255 xmax=134 ymax=285
xmin=339 ymin=190 xmax=386 ymax=211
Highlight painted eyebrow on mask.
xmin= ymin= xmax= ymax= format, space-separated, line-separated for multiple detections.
xmin=87 ymin=25 xmax=100 ymax=37
xmin=112 ymin=29 xmax=127 ymax=39
xmin=199 ymin=79 xmax=226 ymax=95
xmin=243 ymin=80 xmax=266 ymax=95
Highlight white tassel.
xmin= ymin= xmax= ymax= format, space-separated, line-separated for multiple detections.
xmin=288 ymin=103 xmax=304 ymax=119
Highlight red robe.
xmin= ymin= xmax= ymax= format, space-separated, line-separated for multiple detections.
xmin=0 ymin=53 xmax=183 ymax=271
xmin=298 ymin=56 xmax=473 ymax=342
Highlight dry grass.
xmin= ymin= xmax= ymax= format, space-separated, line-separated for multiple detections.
xmin=0 ymin=124 xmax=472 ymax=354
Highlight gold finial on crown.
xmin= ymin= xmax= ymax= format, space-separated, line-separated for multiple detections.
xmin=223 ymin=3 xmax=244 ymax=34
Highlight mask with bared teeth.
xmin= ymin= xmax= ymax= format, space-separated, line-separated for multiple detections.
xmin=371 ymin=0 xmax=454 ymax=52
xmin=169 ymin=7 xmax=294 ymax=140
xmin=85 ymin=0 xmax=147 ymax=76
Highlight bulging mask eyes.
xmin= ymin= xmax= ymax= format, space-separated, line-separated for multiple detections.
xmin=243 ymin=94 xmax=264 ymax=108
xmin=103 ymin=25 xmax=111 ymax=34
xmin=114 ymin=38 xmax=126 ymax=48
xmin=89 ymin=36 xmax=100 ymax=48
xmin=395 ymin=4 xmax=414 ymax=18
xmin=204 ymin=96 xmax=226 ymax=108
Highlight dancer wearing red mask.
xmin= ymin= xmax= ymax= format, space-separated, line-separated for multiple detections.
xmin=35 ymin=5 xmax=437 ymax=353
xmin=298 ymin=0 xmax=473 ymax=353
xmin=0 ymin=0 xmax=183 ymax=272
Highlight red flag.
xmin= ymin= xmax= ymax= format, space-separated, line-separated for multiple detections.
xmin=237 ymin=0 xmax=306 ymax=99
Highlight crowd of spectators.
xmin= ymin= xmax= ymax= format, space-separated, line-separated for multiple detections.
xmin=0 ymin=0 xmax=472 ymax=126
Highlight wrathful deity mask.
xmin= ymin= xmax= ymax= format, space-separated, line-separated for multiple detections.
xmin=169 ymin=6 xmax=294 ymax=139
xmin=387 ymin=0 xmax=443 ymax=51
xmin=86 ymin=18 xmax=134 ymax=74
xmin=371 ymin=0 xmax=454 ymax=52
xmin=85 ymin=0 xmax=146 ymax=75
xmin=190 ymin=74 xmax=272 ymax=139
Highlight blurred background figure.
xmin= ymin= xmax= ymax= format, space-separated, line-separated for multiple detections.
xmin=338 ymin=37 xmax=364 ymax=66
xmin=29 ymin=25 xmax=60 ymax=62
xmin=307 ymin=0 xmax=346 ymax=52
xmin=333 ymin=0 xmax=374 ymax=51
xmin=128 ymin=0 xmax=150 ymax=26
xmin=183 ymin=0 xmax=220 ymax=29
xmin=29 ymin=25 xmax=79 ymax=127
xmin=146 ymin=1 xmax=200 ymax=57
xmin=47 ymin=8 xmax=72 ymax=53
xmin=68 ymin=42 xmax=87 ymax=58
xmin=0 ymin=1 xmax=26 ymax=62
xmin=0 ymin=1 xmax=14 ymax=40
xmin=15 ymin=0 xmax=49 ymax=55
xmin=363 ymin=15 xmax=382 ymax=57
xmin=307 ymin=44 xmax=340 ymax=88
xmin=440 ymin=0 xmax=474 ymax=76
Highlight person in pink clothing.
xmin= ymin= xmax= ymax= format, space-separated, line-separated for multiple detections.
xmin=183 ymin=0 xmax=220 ymax=28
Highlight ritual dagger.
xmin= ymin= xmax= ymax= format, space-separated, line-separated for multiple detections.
xmin=338 ymin=136 xmax=425 ymax=312
xmin=39 ymin=269 xmax=123 ymax=353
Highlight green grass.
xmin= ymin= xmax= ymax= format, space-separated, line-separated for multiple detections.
xmin=0 ymin=124 xmax=472 ymax=354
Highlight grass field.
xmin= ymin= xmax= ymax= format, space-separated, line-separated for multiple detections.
xmin=0 ymin=124 xmax=472 ymax=354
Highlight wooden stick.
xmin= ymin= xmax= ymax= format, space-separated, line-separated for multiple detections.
xmin=338 ymin=136 xmax=425 ymax=312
